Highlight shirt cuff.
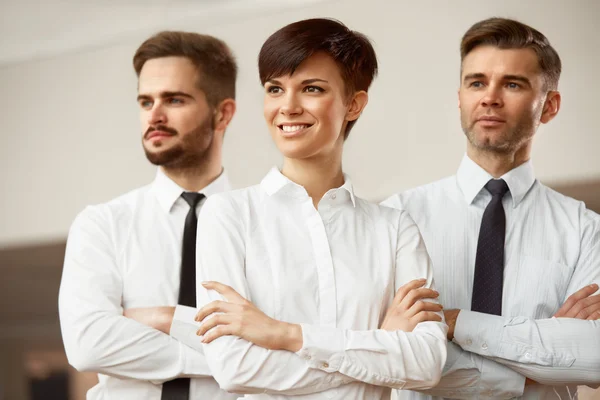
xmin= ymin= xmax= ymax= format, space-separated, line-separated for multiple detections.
xmin=171 ymin=305 xmax=201 ymax=341
xmin=455 ymin=311 xmax=578 ymax=368
xmin=295 ymin=324 xmax=346 ymax=373
xmin=453 ymin=310 xmax=504 ymax=357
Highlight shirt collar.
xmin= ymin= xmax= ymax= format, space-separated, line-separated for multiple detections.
xmin=456 ymin=154 xmax=536 ymax=208
xmin=151 ymin=167 xmax=232 ymax=213
xmin=260 ymin=166 xmax=356 ymax=207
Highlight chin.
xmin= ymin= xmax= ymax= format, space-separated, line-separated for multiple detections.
xmin=276 ymin=143 xmax=318 ymax=160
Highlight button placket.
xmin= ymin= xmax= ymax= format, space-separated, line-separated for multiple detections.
xmin=303 ymin=200 xmax=337 ymax=327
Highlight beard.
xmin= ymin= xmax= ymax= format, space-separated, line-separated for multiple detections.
xmin=461 ymin=109 xmax=541 ymax=154
xmin=143 ymin=117 xmax=215 ymax=169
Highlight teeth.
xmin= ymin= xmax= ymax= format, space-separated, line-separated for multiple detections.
xmin=281 ymin=125 xmax=309 ymax=133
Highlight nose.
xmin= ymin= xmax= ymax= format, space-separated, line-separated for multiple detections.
xmin=480 ymin=84 xmax=503 ymax=108
xmin=279 ymin=92 xmax=303 ymax=116
xmin=148 ymin=103 xmax=167 ymax=125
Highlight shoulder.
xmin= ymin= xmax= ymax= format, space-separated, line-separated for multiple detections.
xmin=71 ymin=184 xmax=151 ymax=232
xmin=356 ymin=196 xmax=417 ymax=233
xmin=381 ymin=176 xmax=455 ymax=212
xmin=201 ymin=184 xmax=262 ymax=221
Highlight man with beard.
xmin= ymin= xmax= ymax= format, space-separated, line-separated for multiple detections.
xmin=59 ymin=31 xmax=239 ymax=400
xmin=384 ymin=18 xmax=600 ymax=399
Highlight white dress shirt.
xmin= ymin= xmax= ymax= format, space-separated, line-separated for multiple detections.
xmin=383 ymin=155 xmax=600 ymax=400
xmin=59 ymin=168 xmax=237 ymax=400
xmin=171 ymin=167 xmax=447 ymax=399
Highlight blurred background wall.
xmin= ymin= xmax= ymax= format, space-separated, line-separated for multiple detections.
xmin=1 ymin=0 xmax=598 ymax=398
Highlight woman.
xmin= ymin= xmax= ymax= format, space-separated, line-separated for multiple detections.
xmin=193 ymin=18 xmax=447 ymax=399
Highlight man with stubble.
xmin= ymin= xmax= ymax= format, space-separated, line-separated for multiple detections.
xmin=386 ymin=18 xmax=600 ymax=399
xmin=59 ymin=31 xmax=239 ymax=399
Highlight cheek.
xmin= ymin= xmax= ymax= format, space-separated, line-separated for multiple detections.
xmin=263 ymin=99 xmax=278 ymax=124
xmin=311 ymin=97 xmax=343 ymax=127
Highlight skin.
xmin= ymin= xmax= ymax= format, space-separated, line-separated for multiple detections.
xmin=459 ymin=45 xmax=560 ymax=178
xmin=122 ymin=55 xmax=236 ymax=333
xmin=195 ymin=52 xmax=441 ymax=351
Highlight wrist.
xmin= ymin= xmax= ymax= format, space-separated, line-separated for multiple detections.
xmin=444 ymin=309 xmax=460 ymax=341
xmin=157 ymin=307 xmax=176 ymax=334
xmin=278 ymin=322 xmax=303 ymax=352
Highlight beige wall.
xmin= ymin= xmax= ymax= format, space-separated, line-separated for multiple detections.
xmin=1 ymin=0 xmax=599 ymax=247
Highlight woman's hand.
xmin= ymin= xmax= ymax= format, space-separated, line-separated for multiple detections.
xmin=380 ymin=278 xmax=443 ymax=332
xmin=196 ymin=281 xmax=303 ymax=352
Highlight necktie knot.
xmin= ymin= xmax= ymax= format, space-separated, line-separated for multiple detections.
xmin=485 ymin=179 xmax=509 ymax=198
xmin=181 ymin=192 xmax=205 ymax=208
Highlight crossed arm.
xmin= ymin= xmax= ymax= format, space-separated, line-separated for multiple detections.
xmin=162 ymin=196 xmax=448 ymax=395
xmin=58 ymin=207 xmax=211 ymax=382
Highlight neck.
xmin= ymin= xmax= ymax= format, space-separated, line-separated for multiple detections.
xmin=161 ymin=157 xmax=223 ymax=193
xmin=281 ymin=147 xmax=344 ymax=208
xmin=467 ymin=142 xmax=532 ymax=178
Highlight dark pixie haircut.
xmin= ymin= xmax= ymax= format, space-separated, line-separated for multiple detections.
xmin=460 ymin=18 xmax=561 ymax=91
xmin=133 ymin=31 xmax=237 ymax=107
xmin=258 ymin=18 xmax=378 ymax=138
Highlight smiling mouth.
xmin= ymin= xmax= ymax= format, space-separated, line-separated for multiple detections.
xmin=279 ymin=124 xmax=312 ymax=133
xmin=277 ymin=124 xmax=313 ymax=137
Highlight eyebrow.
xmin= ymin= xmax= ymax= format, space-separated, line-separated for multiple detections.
xmin=266 ymin=78 xmax=329 ymax=85
xmin=463 ymin=73 xmax=532 ymax=87
xmin=502 ymin=74 xmax=532 ymax=87
xmin=136 ymin=91 xmax=194 ymax=102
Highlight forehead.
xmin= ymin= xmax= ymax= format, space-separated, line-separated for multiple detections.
xmin=461 ymin=45 xmax=541 ymax=79
xmin=138 ymin=56 xmax=200 ymax=94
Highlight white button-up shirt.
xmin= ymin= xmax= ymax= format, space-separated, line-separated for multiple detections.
xmin=384 ymin=155 xmax=600 ymax=400
xmin=59 ymin=168 xmax=237 ymax=400
xmin=171 ymin=167 xmax=447 ymax=399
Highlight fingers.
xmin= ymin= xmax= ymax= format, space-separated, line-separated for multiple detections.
xmin=555 ymin=283 xmax=599 ymax=317
xmin=412 ymin=311 xmax=443 ymax=324
xmin=195 ymin=300 xmax=236 ymax=322
xmin=201 ymin=281 xmax=246 ymax=303
xmin=392 ymin=279 xmax=427 ymax=306
xmin=196 ymin=313 xmax=230 ymax=337
xmin=574 ymin=294 xmax=600 ymax=319
xmin=399 ymin=288 xmax=439 ymax=311
xmin=199 ymin=325 xmax=233 ymax=344
xmin=407 ymin=300 xmax=443 ymax=318
xmin=587 ymin=310 xmax=600 ymax=321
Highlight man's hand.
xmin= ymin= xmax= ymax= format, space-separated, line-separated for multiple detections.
xmin=554 ymin=283 xmax=600 ymax=319
xmin=196 ymin=281 xmax=302 ymax=352
xmin=380 ymin=278 xmax=443 ymax=332
xmin=123 ymin=307 xmax=175 ymax=334
xmin=443 ymin=309 xmax=460 ymax=341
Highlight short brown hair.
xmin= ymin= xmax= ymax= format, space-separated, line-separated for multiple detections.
xmin=133 ymin=31 xmax=237 ymax=107
xmin=460 ymin=18 xmax=561 ymax=91
xmin=258 ymin=18 xmax=378 ymax=138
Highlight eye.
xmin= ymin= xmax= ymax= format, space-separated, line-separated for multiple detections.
xmin=304 ymin=85 xmax=324 ymax=93
xmin=139 ymin=100 xmax=153 ymax=109
xmin=266 ymin=85 xmax=283 ymax=94
xmin=506 ymin=82 xmax=521 ymax=89
xmin=168 ymin=98 xmax=184 ymax=104
xmin=469 ymin=81 xmax=484 ymax=88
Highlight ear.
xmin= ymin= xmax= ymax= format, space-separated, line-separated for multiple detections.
xmin=457 ymin=88 xmax=461 ymax=109
xmin=540 ymin=91 xmax=560 ymax=124
xmin=213 ymin=98 xmax=236 ymax=135
xmin=345 ymin=91 xmax=369 ymax=122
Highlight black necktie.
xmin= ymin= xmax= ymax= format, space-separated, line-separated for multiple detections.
xmin=471 ymin=179 xmax=510 ymax=316
xmin=161 ymin=192 xmax=205 ymax=400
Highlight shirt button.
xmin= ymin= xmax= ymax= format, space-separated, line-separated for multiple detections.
xmin=525 ymin=352 xmax=531 ymax=358
xmin=482 ymin=342 xmax=488 ymax=350
xmin=466 ymin=339 xmax=473 ymax=346
xmin=322 ymin=362 xmax=329 ymax=368
xmin=331 ymin=193 xmax=337 ymax=200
